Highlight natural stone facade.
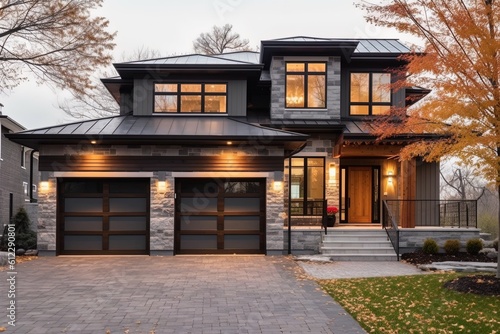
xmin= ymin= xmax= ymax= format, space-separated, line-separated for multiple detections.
xmin=37 ymin=177 xmax=57 ymax=254
xmin=270 ymin=56 xmax=341 ymax=120
xmin=399 ymin=228 xmax=481 ymax=253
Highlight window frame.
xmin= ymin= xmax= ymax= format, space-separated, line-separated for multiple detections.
xmin=285 ymin=62 xmax=327 ymax=109
xmin=289 ymin=157 xmax=326 ymax=216
xmin=349 ymin=72 xmax=392 ymax=116
xmin=21 ymin=146 xmax=26 ymax=168
xmin=153 ymin=83 xmax=228 ymax=114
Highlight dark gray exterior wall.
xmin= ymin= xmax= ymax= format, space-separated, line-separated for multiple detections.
xmin=0 ymin=125 xmax=39 ymax=227
xmin=270 ymin=56 xmax=341 ymax=120
xmin=133 ymin=79 xmax=247 ymax=116
xmin=416 ymin=160 xmax=440 ymax=226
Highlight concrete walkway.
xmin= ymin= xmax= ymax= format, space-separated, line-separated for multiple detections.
xmin=0 ymin=256 xmax=366 ymax=334
xmin=297 ymin=259 xmax=431 ymax=279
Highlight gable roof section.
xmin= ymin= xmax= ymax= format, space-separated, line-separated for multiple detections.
xmin=7 ymin=115 xmax=309 ymax=151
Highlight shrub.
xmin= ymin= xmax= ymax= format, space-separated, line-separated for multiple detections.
xmin=466 ymin=238 xmax=483 ymax=255
xmin=16 ymin=230 xmax=37 ymax=250
xmin=422 ymin=238 xmax=439 ymax=254
xmin=443 ymin=239 xmax=460 ymax=254
xmin=493 ymin=239 xmax=498 ymax=251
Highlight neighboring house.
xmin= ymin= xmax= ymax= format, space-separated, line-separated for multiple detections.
xmin=0 ymin=104 xmax=39 ymax=229
xmin=7 ymin=37 xmax=479 ymax=256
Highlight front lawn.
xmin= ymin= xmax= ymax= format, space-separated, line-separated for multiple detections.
xmin=320 ymin=274 xmax=500 ymax=334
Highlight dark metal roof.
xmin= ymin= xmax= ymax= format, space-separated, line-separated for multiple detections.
xmin=119 ymin=51 xmax=260 ymax=66
xmin=7 ymin=115 xmax=309 ymax=150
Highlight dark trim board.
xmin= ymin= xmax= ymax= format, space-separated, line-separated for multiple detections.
xmin=41 ymin=155 xmax=284 ymax=172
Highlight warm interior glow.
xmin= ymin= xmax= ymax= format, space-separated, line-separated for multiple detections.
xmin=40 ymin=181 xmax=49 ymax=191
xmin=273 ymin=181 xmax=283 ymax=191
xmin=157 ymin=181 xmax=167 ymax=193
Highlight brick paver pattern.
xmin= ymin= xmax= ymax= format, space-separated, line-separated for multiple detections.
xmin=0 ymin=256 xmax=366 ymax=334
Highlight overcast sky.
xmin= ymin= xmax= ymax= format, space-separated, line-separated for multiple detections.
xmin=1 ymin=0 xmax=414 ymax=130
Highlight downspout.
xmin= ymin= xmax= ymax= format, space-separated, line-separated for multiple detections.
xmin=30 ymin=150 xmax=38 ymax=203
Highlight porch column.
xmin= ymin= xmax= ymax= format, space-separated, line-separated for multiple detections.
xmin=400 ymin=158 xmax=416 ymax=228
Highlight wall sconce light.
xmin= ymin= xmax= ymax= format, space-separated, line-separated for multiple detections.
xmin=157 ymin=171 xmax=167 ymax=193
xmin=387 ymin=170 xmax=393 ymax=184
xmin=273 ymin=171 xmax=284 ymax=191
xmin=40 ymin=171 xmax=49 ymax=191
xmin=329 ymin=163 xmax=336 ymax=184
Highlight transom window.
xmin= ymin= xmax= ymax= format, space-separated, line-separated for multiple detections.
xmin=154 ymin=83 xmax=227 ymax=113
xmin=286 ymin=62 xmax=326 ymax=109
xmin=350 ymin=72 xmax=391 ymax=115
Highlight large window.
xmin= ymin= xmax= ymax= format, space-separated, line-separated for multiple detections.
xmin=350 ymin=72 xmax=391 ymax=115
xmin=286 ymin=62 xmax=326 ymax=109
xmin=154 ymin=83 xmax=227 ymax=113
xmin=290 ymin=158 xmax=325 ymax=216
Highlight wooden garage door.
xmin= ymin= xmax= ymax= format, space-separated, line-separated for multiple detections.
xmin=175 ymin=178 xmax=266 ymax=254
xmin=58 ymin=179 xmax=150 ymax=255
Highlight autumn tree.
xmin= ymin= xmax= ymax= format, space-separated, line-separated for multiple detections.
xmin=0 ymin=0 xmax=115 ymax=96
xmin=193 ymin=24 xmax=251 ymax=54
xmin=358 ymin=0 xmax=500 ymax=276
xmin=60 ymin=47 xmax=162 ymax=119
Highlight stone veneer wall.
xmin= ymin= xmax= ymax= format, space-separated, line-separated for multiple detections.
xmin=270 ymin=56 xmax=341 ymax=120
xmin=399 ymin=228 xmax=481 ymax=254
xmin=37 ymin=144 xmax=287 ymax=255
xmin=283 ymin=230 xmax=323 ymax=254
xmin=37 ymin=177 xmax=57 ymax=255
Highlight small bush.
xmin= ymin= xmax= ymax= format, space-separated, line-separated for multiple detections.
xmin=16 ymin=230 xmax=37 ymax=250
xmin=422 ymin=238 xmax=439 ymax=254
xmin=493 ymin=239 xmax=498 ymax=251
xmin=444 ymin=239 xmax=460 ymax=254
xmin=466 ymin=238 xmax=483 ymax=255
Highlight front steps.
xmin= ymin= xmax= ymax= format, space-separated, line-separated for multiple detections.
xmin=320 ymin=228 xmax=398 ymax=261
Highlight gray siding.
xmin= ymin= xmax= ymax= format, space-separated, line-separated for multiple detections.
xmin=227 ymin=80 xmax=247 ymax=116
xmin=133 ymin=79 xmax=153 ymax=116
xmin=416 ymin=160 xmax=440 ymax=226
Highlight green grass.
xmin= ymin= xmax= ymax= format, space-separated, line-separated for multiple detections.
xmin=320 ymin=274 xmax=500 ymax=334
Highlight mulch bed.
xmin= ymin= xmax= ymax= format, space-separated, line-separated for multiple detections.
xmin=402 ymin=251 xmax=499 ymax=296
xmin=444 ymin=275 xmax=500 ymax=296
xmin=401 ymin=251 xmax=496 ymax=265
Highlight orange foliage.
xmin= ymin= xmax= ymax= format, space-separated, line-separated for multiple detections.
xmin=358 ymin=0 xmax=500 ymax=184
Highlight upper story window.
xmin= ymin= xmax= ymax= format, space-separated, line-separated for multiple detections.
xmin=350 ymin=72 xmax=391 ymax=115
xmin=286 ymin=62 xmax=326 ymax=109
xmin=154 ymin=83 xmax=227 ymax=113
xmin=21 ymin=146 xmax=26 ymax=168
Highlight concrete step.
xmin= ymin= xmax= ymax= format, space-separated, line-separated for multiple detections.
xmin=329 ymin=254 xmax=399 ymax=261
xmin=322 ymin=241 xmax=392 ymax=248
xmin=321 ymin=247 xmax=396 ymax=255
xmin=323 ymin=235 xmax=389 ymax=242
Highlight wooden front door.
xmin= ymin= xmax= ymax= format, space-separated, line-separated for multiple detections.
xmin=348 ymin=167 xmax=372 ymax=223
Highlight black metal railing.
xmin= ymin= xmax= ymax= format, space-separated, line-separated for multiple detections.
xmin=384 ymin=199 xmax=477 ymax=228
xmin=383 ymin=201 xmax=400 ymax=261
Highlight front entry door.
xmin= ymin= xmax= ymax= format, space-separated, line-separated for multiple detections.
xmin=348 ymin=167 xmax=372 ymax=223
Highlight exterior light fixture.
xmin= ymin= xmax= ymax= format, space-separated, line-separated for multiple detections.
xmin=40 ymin=171 xmax=49 ymax=191
xmin=90 ymin=140 xmax=97 ymax=145
xmin=273 ymin=171 xmax=284 ymax=191
xmin=157 ymin=171 xmax=167 ymax=193
xmin=329 ymin=163 xmax=337 ymax=184
xmin=387 ymin=171 xmax=393 ymax=184
xmin=227 ymin=141 xmax=232 ymax=145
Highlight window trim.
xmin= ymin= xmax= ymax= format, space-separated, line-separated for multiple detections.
xmin=349 ymin=72 xmax=392 ymax=116
xmin=153 ymin=82 xmax=228 ymax=114
xmin=21 ymin=146 xmax=26 ymax=169
xmin=285 ymin=62 xmax=327 ymax=109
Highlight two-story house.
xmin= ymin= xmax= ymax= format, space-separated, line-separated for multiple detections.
xmin=8 ymin=37 xmax=479 ymax=256
xmin=0 ymin=103 xmax=39 ymax=229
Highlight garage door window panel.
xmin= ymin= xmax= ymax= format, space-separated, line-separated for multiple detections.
xmin=65 ymin=217 xmax=103 ymax=231
xmin=64 ymin=236 xmax=103 ymax=251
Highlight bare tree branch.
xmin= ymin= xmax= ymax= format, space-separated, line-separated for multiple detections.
xmin=193 ymin=24 xmax=251 ymax=54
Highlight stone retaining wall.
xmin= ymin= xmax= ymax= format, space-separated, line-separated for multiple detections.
xmin=399 ymin=228 xmax=481 ymax=253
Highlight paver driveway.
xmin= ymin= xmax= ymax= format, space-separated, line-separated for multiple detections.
xmin=0 ymin=256 xmax=365 ymax=334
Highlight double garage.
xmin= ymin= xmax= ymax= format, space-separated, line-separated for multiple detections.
xmin=57 ymin=178 xmax=266 ymax=255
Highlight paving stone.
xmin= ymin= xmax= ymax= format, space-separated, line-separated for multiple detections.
xmin=0 ymin=256 xmax=366 ymax=333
